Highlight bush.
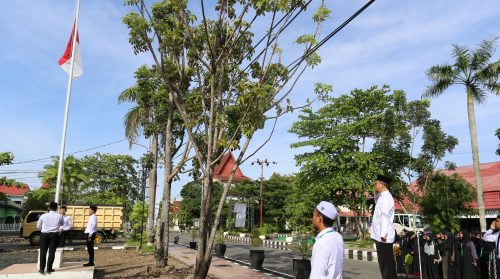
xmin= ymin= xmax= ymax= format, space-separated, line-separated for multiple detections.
xmin=250 ymin=230 xmax=263 ymax=247
xmin=216 ymin=231 xmax=225 ymax=245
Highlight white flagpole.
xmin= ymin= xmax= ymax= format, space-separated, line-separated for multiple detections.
xmin=55 ymin=0 xmax=81 ymax=204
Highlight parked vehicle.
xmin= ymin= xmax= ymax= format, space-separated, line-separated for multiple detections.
xmin=21 ymin=205 xmax=123 ymax=246
xmin=393 ymin=213 xmax=424 ymax=234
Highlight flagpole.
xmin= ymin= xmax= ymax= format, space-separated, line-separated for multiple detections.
xmin=55 ymin=0 xmax=81 ymax=204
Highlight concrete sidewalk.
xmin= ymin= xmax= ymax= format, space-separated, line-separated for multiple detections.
xmin=169 ymin=244 xmax=282 ymax=279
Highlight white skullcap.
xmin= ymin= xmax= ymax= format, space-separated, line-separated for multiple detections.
xmin=316 ymin=201 xmax=337 ymax=220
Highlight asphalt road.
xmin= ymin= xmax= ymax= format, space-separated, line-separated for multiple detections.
xmin=176 ymin=234 xmax=382 ymax=279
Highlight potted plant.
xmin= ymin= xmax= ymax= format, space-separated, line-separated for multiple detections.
xmin=291 ymin=236 xmax=313 ymax=279
xmin=214 ymin=231 xmax=227 ymax=258
xmin=249 ymin=230 xmax=265 ymax=269
xmin=257 ymin=227 xmax=268 ymax=240
xmin=189 ymin=229 xmax=198 ymax=249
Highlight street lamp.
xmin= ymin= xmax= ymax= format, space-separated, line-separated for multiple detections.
xmin=251 ymin=159 xmax=276 ymax=228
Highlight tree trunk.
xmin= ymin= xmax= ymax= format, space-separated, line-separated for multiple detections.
xmin=147 ymin=133 xmax=159 ymax=244
xmin=155 ymin=95 xmax=174 ymax=267
xmin=466 ymin=89 xmax=486 ymax=231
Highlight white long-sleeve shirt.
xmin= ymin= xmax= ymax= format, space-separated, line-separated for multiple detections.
xmin=37 ymin=211 xmax=64 ymax=233
xmin=310 ymin=227 xmax=344 ymax=279
xmin=370 ymin=190 xmax=395 ymax=243
xmin=84 ymin=214 xmax=97 ymax=234
xmin=483 ymin=229 xmax=500 ymax=258
xmin=61 ymin=215 xmax=72 ymax=231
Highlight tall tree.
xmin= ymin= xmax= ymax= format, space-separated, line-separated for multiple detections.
xmin=124 ymin=1 xmax=332 ymax=276
xmin=119 ymin=65 xmax=162 ymax=244
xmin=495 ymin=128 xmax=500 ymax=156
xmin=420 ymin=173 xmax=475 ymax=232
xmin=39 ymin=155 xmax=88 ymax=204
xmin=423 ymin=37 xmax=500 ymax=231
xmin=0 ymin=152 xmax=14 ymax=166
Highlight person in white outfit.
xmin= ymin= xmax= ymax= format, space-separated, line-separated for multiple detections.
xmin=483 ymin=215 xmax=500 ymax=278
xmin=310 ymin=201 xmax=344 ymax=279
xmin=37 ymin=201 xmax=64 ymax=275
xmin=59 ymin=205 xmax=72 ymax=247
xmin=371 ymin=174 xmax=396 ymax=279
xmin=84 ymin=205 xmax=98 ymax=266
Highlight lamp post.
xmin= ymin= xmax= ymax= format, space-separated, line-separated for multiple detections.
xmin=251 ymin=159 xmax=276 ymax=228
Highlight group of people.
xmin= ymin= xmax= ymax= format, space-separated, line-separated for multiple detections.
xmin=395 ymin=221 xmax=500 ymax=279
xmin=309 ymin=174 xmax=500 ymax=279
xmin=36 ymin=201 xmax=98 ymax=275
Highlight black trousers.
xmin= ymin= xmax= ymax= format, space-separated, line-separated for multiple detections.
xmin=59 ymin=231 xmax=68 ymax=247
xmin=39 ymin=232 xmax=59 ymax=271
xmin=376 ymin=241 xmax=397 ymax=279
xmin=85 ymin=233 xmax=95 ymax=263
xmin=496 ymin=259 xmax=500 ymax=279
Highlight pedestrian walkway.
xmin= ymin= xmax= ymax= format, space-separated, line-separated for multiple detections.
xmin=169 ymin=244 xmax=280 ymax=279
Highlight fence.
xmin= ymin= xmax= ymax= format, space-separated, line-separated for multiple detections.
xmin=224 ymin=235 xmax=293 ymax=251
xmin=0 ymin=223 xmax=21 ymax=232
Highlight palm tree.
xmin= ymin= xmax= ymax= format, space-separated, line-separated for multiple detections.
xmin=118 ymin=66 xmax=160 ymax=243
xmin=423 ymin=37 xmax=500 ymax=231
xmin=39 ymin=155 xmax=88 ymax=204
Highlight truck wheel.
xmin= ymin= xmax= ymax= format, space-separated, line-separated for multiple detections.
xmin=29 ymin=232 xmax=41 ymax=246
xmin=94 ymin=232 xmax=105 ymax=244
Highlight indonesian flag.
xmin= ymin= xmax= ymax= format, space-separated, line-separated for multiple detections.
xmin=58 ymin=24 xmax=83 ymax=78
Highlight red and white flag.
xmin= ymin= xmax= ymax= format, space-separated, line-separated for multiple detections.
xmin=58 ymin=24 xmax=83 ymax=78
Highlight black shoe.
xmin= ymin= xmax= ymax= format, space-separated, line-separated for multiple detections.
xmin=47 ymin=269 xmax=55 ymax=273
xmin=38 ymin=270 xmax=45 ymax=275
xmin=83 ymin=262 xmax=95 ymax=267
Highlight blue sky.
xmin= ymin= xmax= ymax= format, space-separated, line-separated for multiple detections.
xmin=0 ymin=0 xmax=499 ymax=202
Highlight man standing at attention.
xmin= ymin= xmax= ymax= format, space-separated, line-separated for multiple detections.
xmin=59 ymin=205 xmax=72 ymax=247
xmin=371 ymin=175 xmax=397 ymax=279
xmin=37 ymin=201 xmax=64 ymax=275
xmin=483 ymin=215 xmax=500 ymax=278
xmin=310 ymin=201 xmax=344 ymax=279
xmin=84 ymin=205 xmax=98 ymax=267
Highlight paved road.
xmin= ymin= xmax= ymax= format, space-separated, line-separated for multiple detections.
xmin=176 ymin=234 xmax=381 ymax=279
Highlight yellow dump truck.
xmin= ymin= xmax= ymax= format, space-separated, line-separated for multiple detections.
xmin=21 ymin=205 xmax=123 ymax=246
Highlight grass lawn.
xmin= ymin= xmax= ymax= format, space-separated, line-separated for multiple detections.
xmin=344 ymin=238 xmax=375 ymax=250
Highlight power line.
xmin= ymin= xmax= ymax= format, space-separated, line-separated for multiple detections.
xmin=3 ymin=138 xmax=134 ymax=166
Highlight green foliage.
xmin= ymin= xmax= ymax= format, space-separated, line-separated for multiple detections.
xmin=289 ymin=85 xmax=458 ymax=237
xmin=420 ymin=173 xmax=476 ymax=232
xmin=291 ymin=237 xmax=313 ymax=260
xmin=0 ymin=152 xmax=14 ymax=166
xmin=496 ymin=128 xmax=500 ymax=156
xmin=216 ymin=231 xmax=225 ymax=245
xmin=22 ymin=188 xmax=56 ymax=218
xmin=129 ymin=201 xmax=148 ymax=240
xmin=250 ymin=230 xmax=263 ymax=247
xmin=37 ymin=153 xmax=140 ymax=215
xmin=178 ymin=181 xmax=224 ymax=227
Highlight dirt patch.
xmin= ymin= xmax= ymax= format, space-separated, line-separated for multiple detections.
xmin=64 ymin=249 xmax=203 ymax=279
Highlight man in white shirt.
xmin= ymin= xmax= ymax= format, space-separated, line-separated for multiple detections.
xmin=59 ymin=205 xmax=72 ymax=247
xmin=84 ymin=205 xmax=98 ymax=267
xmin=371 ymin=174 xmax=396 ymax=279
xmin=483 ymin=215 xmax=500 ymax=277
xmin=310 ymin=201 xmax=344 ymax=279
xmin=37 ymin=201 xmax=64 ymax=275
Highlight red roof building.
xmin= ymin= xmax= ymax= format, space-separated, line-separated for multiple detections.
xmin=0 ymin=184 xmax=29 ymax=196
xmin=0 ymin=184 xmax=30 ymax=205
xmin=213 ymin=152 xmax=250 ymax=183
xmin=395 ymin=161 xmax=500 ymax=215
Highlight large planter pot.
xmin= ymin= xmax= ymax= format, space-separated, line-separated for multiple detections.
xmin=285 ymin=236 xmax=294 ymax=243
xmin=249 ymin=250 xmax=265 ymax=269
xmin=215 ymin=244 xmax=227 ymax=258
xmin=293 ymin=258 xmax=311 ymax=279
xmin=189 ymin=241 xmax=197 ymax=250
xmin=239 ymin=233 xmax=246 ymax=238
xmin=223 ymin=231 xmax=229 ymax=236
xmin=259 ymin=235 xmax=266 ymax=240
xmin=173 ymin=236 xmax=179 ymax=244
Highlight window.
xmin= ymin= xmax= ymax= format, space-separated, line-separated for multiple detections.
xmin=26 ymin=213 xmax=42 ymax=223
xmin=402 ymin=215 xmax=410 ymax=227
